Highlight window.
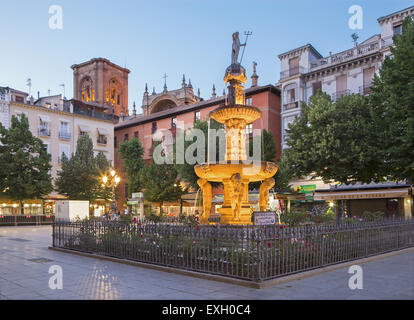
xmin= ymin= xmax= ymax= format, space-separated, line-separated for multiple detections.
xmin=114 ymin=136 xmax=118 ymax=148
xmin=393 ymin=24 xmax=402 ymax=36
xmin=194 ymin=111 xmax=200 ymax=122
xmin=134 ymin=131 xmax=139 ymax=139
xmin=15 ymin=111 xmax=27 ymax=121
xmin=97 ymin=135 xmax=107 ymax=145
xmin=171 ymin=117 xmax=177 ymax=128
xmin=287 ymin=88 xmax=296 ymax=103
xmin=152 ymin=122 xmax=157 ymax=134
xmin=312 ymin=81 xmax=322 ymax=96
xmin=245 ymin=98 xmax=252 ymax=106
xmin=39 ymin=116 xmax=50 ymax=136
xmin=125 ymin=184 xmax=129 ymax=198
xmin=288 ymin=57 xmax=300 ymax=76
xmin=15 ymin=96 xmax=24 ymax=103
xmin=79 ymin=125 xmax=90 ymax=136
xmin=245 ymin=123 xmax=253 ymax=136
xmin=124 ymin=133 xmax=129 ymax=142
xmin=59 ymin=121 xmax=71 ymax=139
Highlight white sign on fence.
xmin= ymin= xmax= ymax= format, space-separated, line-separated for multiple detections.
xmin=253 ymin=211 xmax=276 ymax=225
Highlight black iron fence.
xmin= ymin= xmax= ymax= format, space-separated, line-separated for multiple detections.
xmin=0 ymin=215 xmax=55 ymax=226
xmin=52 ymin=219 xmax=414 ymax=282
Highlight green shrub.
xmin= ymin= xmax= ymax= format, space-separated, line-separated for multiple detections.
xmin=362 ymin=210 xmax=384 ymax=221
xmin=280 ymin=209 xmax=307 ymax=227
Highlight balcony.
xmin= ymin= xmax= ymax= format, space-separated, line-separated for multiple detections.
xmin=283 ymin=101 xmax=299 ymax=111
xmin=38 ymin=127 xmax=51 ymax=137
xmin=309 ymin=40 xmax=380 ymax=72
xmin=97 ymin=135 xmax=107 ymax=145
xmin=280 ymin=66 xmax=305 ymax=80
xmin=59 ymin=131 xmax=71 ymax=140
xmin=359 ymin=84 xmax=373 ymax=96
xmin=331 ymin=90 xmax=350 ymax=102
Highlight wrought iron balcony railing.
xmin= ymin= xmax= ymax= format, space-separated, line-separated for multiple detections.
xmin=283 ymin=101 xmax=299 ymax=111
xmin=331 ymin=90 xmax=350 ymax=102
xmin=59 ymin=131 xmax=71 ymax=140
xmin=38 ymin=127 xmax=51 ymax=137
xmin=359 ymin=84 xmax=373 ymax=96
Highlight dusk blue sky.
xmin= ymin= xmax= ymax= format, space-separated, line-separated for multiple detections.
xmin=1 ymin=0 xmax=412 ymax=113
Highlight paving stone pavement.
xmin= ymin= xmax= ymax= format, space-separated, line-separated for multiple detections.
xmin=0 ymin=226 xmax=413 ymax=300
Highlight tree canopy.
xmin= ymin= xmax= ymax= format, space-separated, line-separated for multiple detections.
xmin=140 ymin=142 xmax=185 ymax=214
xmin=55 ymin=134 xmax=112 ymax=201
xmin=174 ymin=119 xmax=224 ymax=190
xmin=0 ymin=115 xmax=53 ymax=212
xmin=117 ymin=137 xmax=145 ymax=197
xmin=284 ymin=92 xmax=380 ymax=184
xmin=370 ymin=16 xmax=414 ymax=183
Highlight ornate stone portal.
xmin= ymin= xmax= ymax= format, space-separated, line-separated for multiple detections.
xmin=194 ymin=32 xmax=278 ymax=225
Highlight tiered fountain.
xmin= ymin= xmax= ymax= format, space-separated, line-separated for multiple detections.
xmin=195 ymin=32 xmax=278 ymax=225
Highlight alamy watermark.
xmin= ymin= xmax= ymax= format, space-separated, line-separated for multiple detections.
xmin=348 ymin=265 xmax=363 ymax=290
xmin=348 ymin=5 xmax=363 ymax=30
xmin=48 ymin=265 xmax=63 ymax=290
xmin=49 ymin=5 xmax=63 ymax=30
xmin=151 ymin=120 xmax=264 ymax=174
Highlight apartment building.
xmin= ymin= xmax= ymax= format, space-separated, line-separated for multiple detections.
xmin=0 ymin=87 xmax=29 ymax=129
xmin=278 ymin=5 xmax=414 ymax=150
xmin=276 ymin=6 xmax=414 ymax=219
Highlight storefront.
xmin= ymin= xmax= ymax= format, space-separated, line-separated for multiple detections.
xmin=314 ymin=183 xmax=413 ymax=219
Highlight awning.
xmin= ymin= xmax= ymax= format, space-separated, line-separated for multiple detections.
xmin=97 ymin=128 xmax=110 ymax=135
xmin=79 ymin=125 xmax=90 ymax=133
xmin=39 ymin=115 xmax=51 ymax=122
xmin=314 ymin=188 xmax=409 ymax=201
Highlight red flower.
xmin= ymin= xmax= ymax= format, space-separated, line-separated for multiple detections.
xmin=267 ymin=242 xmax=271 ymax=248
xmin=26 ymin=215 xmax=30 ymax=218
xmin=279 ymin=225 xmax=285 ymax=229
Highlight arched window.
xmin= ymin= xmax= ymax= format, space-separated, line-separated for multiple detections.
xmin=107 ymin=78 xmax=122 ymax=106
xmin=80 ymin=77 xmax=94 ymax=102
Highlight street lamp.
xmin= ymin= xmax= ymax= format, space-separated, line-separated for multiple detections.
xmin=102 ymin=169 xmax=120 ymax=216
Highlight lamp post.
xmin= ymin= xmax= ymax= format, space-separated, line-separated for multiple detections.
xmin=102 ymin=169 xmax=121 ymax=216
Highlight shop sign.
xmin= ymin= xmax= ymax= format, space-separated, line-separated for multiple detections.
xmin=294 ymin=185 xmax=316 ymax=194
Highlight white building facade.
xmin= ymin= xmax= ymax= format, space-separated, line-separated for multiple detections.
xmin=278 ymin=5 xmax=414 ymax=150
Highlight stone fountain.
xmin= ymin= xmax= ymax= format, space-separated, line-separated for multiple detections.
xmin=194 ymin=32 xmax=278 ymax=225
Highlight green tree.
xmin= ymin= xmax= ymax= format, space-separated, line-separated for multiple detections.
xmin=117 ymin=137 xmax=145 ymax=197
xmin=55 ymin=134 xmax=112 ymax=201
xmin=0 ymin=115 xmax=53 ymax=213
xmin=370 ymin=17 xmax=414 ymax=183
xmin=174 ymin=119 xmax=224 ymax=190
xmin=248 ymin=129 xmax=278 ymax=190
xmin=273 ymin=154 xmax=293 ymax=191
xmin=248 ymin=129 xmax=277 ymax=162
xmin=284 ymin=91 xmax=380 ymax=184
xmin=140 ymin=143 xmax=185 ymax=214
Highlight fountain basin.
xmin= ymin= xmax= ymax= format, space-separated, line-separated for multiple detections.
xmin=209 ymin=105 xmax=261 ymax=124
xmin=194 ymin=161 xmax=278 ymax=182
